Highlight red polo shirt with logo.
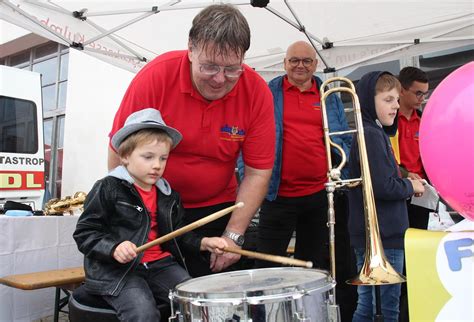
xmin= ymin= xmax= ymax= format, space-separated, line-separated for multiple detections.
xmin=110 ymin=50 xmax=275 ymax=208
xmin=278 ymin=77 xmax=328 ymax=197
xmin=398 ymin=110 xmax=426 ymax=178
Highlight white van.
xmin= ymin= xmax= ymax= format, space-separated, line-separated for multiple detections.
xmin=0 ymin=65 xmax=45 ymax=211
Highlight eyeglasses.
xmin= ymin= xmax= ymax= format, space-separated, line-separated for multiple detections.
xmin=287 ymin=57 xmax=315 ymax=67
xmin=409 ymin=89 xmax=429 ymax=99
xmin=199 ymin=63 xmax=244 ymax=78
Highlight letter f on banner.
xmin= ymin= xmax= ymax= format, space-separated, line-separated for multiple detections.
xmin=444 ymin=238 xmax=474 ymax=271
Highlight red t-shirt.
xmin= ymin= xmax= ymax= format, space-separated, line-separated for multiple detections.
xmin=398 ymin=110 xmax=426 ymax=178
xmin=278 ymin=77 xmax=328 ymax=197
xmin=110 ymin=51 xmax=275 ymax=208
xmin=135 ymin=184 xmax=171 ymax=263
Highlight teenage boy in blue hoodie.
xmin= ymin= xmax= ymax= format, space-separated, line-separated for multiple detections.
xmin=74 ymin=109 xmax=228 ymax=322
xmin=348 ymin=72 xmax=425 ymax=322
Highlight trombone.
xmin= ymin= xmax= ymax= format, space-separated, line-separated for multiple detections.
xmin=320 ymin=77 xmax=405 ymax=318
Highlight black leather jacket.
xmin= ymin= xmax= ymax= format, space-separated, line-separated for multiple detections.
xmin=73 ymin=166 xmax=202 ymax=296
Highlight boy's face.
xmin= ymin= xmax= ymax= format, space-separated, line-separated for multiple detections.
xmin=400 ymin=81 xmax=429 ymax=110
xmin=375 ymin=87 xmax=400 ymax=126
xmin=120 ymin=139 xmax=172 ymax=191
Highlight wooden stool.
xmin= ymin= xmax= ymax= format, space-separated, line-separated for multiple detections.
xmin=0 ymin=267 xmax=85 ymax=322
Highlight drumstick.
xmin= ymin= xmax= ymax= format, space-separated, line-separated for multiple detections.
xmin=136 ymin=202 xmax=244 ymax=253
xmin=223 ymin=247 xmax=313 ymax=268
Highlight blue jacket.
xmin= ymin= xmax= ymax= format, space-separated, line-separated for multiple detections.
xmin=348 ymin=72 xmax=414 ymax=249
xmin=263 ymin=75 xmax=352 ymax=201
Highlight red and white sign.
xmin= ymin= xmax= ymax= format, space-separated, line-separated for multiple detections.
xmin=0 ymin=171 xmax=45 ymax=190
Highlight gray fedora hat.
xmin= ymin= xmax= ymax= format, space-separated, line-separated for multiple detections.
xmin=111 ymin=108 xmax=182 ymax=150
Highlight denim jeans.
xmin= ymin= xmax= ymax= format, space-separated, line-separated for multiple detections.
xmin=352 ymin=248 xmax=404 ymax=322
xmin=103 ymin=256 xmax=190 ymax=322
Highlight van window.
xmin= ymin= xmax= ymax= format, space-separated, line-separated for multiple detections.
xmin=0 ymin=95 xmax=38 ymax=154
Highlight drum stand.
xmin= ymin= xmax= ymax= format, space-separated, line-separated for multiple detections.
xmin=374 ymin=285 xmax=384 ymax=322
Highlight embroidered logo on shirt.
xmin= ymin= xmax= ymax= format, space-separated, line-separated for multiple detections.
xmin=220 ymin=124 xmax=245 ymax=141
xmin=312 ymin=102 xmax=321 ymax=110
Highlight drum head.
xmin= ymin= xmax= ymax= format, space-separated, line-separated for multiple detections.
xmin=172 ymin=267 xmax=334 ymax=305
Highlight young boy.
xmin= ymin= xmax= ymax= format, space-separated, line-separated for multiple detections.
xmin=73 ymin=108 xmax=228 ymax=322
xmin=348 ymin=72 xmax=425 ymax=322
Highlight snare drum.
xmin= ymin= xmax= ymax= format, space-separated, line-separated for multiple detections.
xmin=169 ymin=267 xmax=335 ymax=321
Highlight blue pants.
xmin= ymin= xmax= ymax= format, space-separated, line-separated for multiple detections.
xmin=352 ymin=248 xmax=404 ymax=322
xmin=103 ymin=256 xmax=190 ymax=322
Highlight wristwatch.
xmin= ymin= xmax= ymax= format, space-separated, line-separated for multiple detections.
xmin=223 ymin=230 xmax=245 ymax=247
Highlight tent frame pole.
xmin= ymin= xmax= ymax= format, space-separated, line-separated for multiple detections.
xmin=3 ymin=0 xmax=72 ymax=45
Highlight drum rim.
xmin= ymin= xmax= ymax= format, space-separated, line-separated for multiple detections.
xmin=170 ymin=267 xmax=335 ymax=305
xmin=171 ymin=280 xmax=335 ymax=306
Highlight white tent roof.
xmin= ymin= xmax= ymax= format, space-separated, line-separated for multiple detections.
xmin=1 ymin=0 xmax=473 ymax=74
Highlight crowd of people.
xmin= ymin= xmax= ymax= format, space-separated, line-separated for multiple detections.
xmin=74 ymin=4 xmax=432 ymax=322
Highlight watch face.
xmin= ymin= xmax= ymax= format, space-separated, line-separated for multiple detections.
xmin=237 ymin=236 xmax=245 ymax=245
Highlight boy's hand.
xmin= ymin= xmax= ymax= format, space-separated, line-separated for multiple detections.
xmin=410 ymin=179 xmax=425 ymax=197
xmin=113 ymin=241 xmax=137 ymax=264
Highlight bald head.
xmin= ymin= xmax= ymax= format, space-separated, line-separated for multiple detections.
xmin=284 ymin=41 xmax=318 ymax=90
xmin=286 ymin=41 xmax=317 ymax=59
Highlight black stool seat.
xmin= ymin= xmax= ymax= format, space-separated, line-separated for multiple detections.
xmin=69 ymin=285 xmax=170 ymax=322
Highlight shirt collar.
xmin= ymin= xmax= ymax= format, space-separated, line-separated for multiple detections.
xmin=283 ymin=75 xmax=317 ymax=94
xmin=399 ymin=108 xmax=421 ymax=121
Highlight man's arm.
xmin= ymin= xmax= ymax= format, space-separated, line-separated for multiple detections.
xmin=227 ymin=165 xmax=271 ymax=236
xmin=108 ymin=146 xmax=121 ymax=171
xmin=210 ymin=165 xmax=271 ymax=272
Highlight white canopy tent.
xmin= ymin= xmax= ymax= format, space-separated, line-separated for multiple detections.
xmin=1 ymin=0 xmax=473 ymax=196
xmin=1 ymin=0 xmax=473 ymax=77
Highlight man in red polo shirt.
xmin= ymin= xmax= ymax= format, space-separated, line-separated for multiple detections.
xmin=248 ymin=41 xmax=355 ymax=321
xmin=398 ymin=66 xmax=430 ymax=229
xmin=107 ymin=4 xmax=275 ymax=277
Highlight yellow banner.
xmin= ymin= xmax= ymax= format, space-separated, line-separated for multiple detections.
xmin=405 ymin=229 xmax=473 ymax=322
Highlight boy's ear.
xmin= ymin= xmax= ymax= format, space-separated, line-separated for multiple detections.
xmin=120 ymin=155 xmax=129 ymax=166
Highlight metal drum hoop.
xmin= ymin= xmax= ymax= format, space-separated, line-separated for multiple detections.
xmin=170 ymin=268 xmax=335 ymax=307
xmin=179 ymin=281 xmax=335 ymax=307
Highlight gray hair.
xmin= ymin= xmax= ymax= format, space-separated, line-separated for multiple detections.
xmin=189 ymin=4 xmax=250 ymax=58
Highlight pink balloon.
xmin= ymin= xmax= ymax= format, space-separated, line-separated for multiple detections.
xmin=419 ymin=62 xmax=474 ymax=221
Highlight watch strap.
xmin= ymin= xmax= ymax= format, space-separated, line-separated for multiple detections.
xmin=223 ymin=230 xmax=245 ymax=246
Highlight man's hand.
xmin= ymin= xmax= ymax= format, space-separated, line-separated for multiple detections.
xmin=209 ymin=237 xmax=241 ymax=272
xmin=113 ymin=241 xmax=137 ymax=264
xmin=200 ymin=237 xmax=229 ymax=255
